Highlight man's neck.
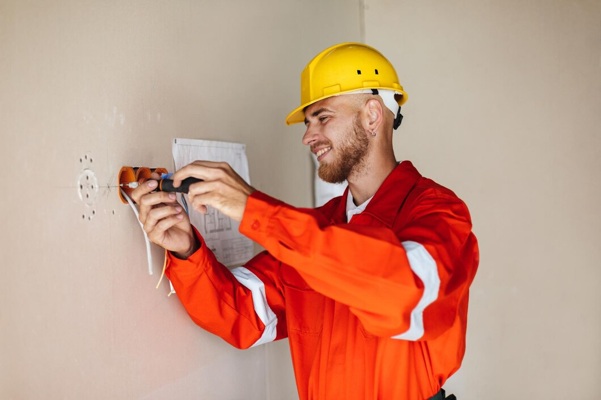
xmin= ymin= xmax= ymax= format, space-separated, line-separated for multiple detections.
xmin=347 ymin=155 xmax=397 ymax=205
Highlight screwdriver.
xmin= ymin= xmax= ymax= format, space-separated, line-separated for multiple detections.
xmin=120 ymin=177 xmax=203 ymax=194
xmin=158 ymin=177 xmax=203 ymax=193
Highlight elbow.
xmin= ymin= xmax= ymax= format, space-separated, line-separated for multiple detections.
xmin=188 ymin=315 xmax=265 ymax=350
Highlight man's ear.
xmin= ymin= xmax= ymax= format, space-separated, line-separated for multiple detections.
xmin=364 ymin=98 xmax=384 ymax=133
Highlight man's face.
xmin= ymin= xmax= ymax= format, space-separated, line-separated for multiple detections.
xmin=303 ymin=96 xmax=370 ymax=184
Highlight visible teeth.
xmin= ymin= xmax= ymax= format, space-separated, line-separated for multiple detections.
xmin=316 ymin=147 xmax=331 ymax=157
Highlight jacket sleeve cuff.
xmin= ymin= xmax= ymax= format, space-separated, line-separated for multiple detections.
xmin=240 ymin=191 xmax=283 ymax=241
xmin=166 ymin=226 xmax=212 ymax=279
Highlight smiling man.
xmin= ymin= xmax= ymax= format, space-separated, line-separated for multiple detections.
xmin=132 ymin=43 xmax=479 ymax=400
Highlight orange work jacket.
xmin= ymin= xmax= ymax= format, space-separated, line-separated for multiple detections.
xmin=166 ymin=161 xmax=479 ymax=400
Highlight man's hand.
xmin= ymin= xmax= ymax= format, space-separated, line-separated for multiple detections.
xmin=131 ymin=173 xmax=197 ymax=259
xmin=171 ymin=161 xmax=255 ymax=222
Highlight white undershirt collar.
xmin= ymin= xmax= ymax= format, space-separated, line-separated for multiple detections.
xmin=346 ymin=191 xmax=373 ymax=222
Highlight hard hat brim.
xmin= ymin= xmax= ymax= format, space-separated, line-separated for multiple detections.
xmin=285 ymin=88 xmax=407 ymax=126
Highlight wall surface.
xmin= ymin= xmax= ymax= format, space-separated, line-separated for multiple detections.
xmin=0 ymin=1 xmax=361 ymax=399
xmin=2 ymin=1 xmax=600 ymax=399
xmin=365 ymin=1 xmax=601 ymax=399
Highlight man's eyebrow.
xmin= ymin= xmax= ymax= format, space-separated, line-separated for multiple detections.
xmin=304 ymin=107 xmax=332 ymax=124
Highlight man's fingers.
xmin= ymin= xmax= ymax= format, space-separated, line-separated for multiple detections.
xmin=187 ymin=180 xmax=222 ymax=207
xmin=187 ymin=180 xmax=247 ymax=222
xmin=142 ymin=203 xmax=184 ymax=235
xmin=131 ymin=179 xmax=159 ymax=203
xmin=171 ymin=161 xmax=232 ymax=187
xmin=137 ymin=191 xmax=178 ymax=224
xmin=168 ymin=160 xmax=253 ymax=222
xmin=146 ymin=214 xmax=185 ymax=243
xmin=138 ymin=191 xmax=177 ymax=207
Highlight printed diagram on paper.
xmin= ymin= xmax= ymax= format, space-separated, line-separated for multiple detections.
xmin=172 ymin=138 xmax=254 ymax=267
xmin=204 ymin=208 xmax=232 ymax=233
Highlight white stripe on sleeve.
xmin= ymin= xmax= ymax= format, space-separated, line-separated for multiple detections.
xmin=392 ymin=241 xmax=441 ymax=341
xmin=230 ymin=266 xmax=278 ymax=347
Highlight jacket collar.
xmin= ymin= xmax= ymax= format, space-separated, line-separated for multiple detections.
xmin=325 ymin=161 xmax=422 ymax=227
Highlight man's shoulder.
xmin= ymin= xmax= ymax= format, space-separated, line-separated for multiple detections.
xmin=398 ymin=161 xmax=461 ymax=200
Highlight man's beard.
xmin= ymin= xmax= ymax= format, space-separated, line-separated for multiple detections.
xmin=318 ymin=116 xmax=370 ymax=184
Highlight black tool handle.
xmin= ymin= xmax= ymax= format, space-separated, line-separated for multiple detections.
xmin=158 ymin=177 xmax=203 ymax=193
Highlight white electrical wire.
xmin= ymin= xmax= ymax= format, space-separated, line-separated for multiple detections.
xmin=120 ymin=188 xmax=154 ymax=275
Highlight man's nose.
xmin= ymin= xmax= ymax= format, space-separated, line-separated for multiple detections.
xmin=302 ymin=126 xmax=318 ymax=146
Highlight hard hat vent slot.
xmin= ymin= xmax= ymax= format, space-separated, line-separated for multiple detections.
xmin=357 ymin=70 xmax=362 ymax=75
xmin=375 ymin=69 xmax=379 ymax=75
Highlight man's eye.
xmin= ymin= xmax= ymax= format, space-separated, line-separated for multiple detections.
xmin=319 ymin=116 xmax=329 ymax=123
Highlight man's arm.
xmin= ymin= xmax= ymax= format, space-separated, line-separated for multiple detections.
xmin=166 ymin=227 xmax=287 ymax=349
xmin=239 ymin=190 xmax=479 ymax=341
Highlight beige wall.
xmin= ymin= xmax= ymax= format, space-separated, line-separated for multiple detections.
xmin=0 ymin=1 xmax=360 ymax=398
xmin=1 ymin=1 xmax=600 ymax=399
xmin=365 ymin=1 xmax=601 ymax=399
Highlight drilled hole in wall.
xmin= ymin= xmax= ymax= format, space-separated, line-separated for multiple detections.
xmin=77 ymin=155 xmax=99 ymax=222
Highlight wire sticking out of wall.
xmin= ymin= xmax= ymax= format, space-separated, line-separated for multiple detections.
xmin=120 ymin=188 xmax=155 ymax=276
xmin=156 ymin=249 xmax=174 ymax=296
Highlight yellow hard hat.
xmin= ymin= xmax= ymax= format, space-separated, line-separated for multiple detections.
xmin=285 ymin=42 xmax=408 ymax=125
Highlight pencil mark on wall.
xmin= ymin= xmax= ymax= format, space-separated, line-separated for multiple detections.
xmin=105 ymin=106 xmax=125 ymax=128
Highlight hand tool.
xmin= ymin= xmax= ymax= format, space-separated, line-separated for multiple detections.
xmin=120 ymin=177 xmax=203 ymax=194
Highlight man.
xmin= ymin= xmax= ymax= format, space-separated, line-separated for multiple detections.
xmin=132 ymin=42 xmax=479 ymax=400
